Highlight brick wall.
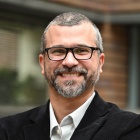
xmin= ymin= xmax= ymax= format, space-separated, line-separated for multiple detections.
xmin=96 ymin=23 xmax=129 ymax=108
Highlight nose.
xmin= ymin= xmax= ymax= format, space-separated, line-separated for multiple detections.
xmin=62 ymin=51 xmax=79 ymax=68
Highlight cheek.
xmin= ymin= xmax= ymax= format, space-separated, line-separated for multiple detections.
xmin=44 ymin=63 xmax=52 ymax=75
xmin=81 ymin=61 xmax=94 ymax=74
xmin=84 ymin=60 xmax=99 ymax=74
xmin=45 ymin=61 xmax=60 ymax=75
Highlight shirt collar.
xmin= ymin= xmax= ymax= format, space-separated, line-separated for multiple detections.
xmin=49 ymin=92 xmax=95 ymax=136
xmin=50 ymin=103 xmax=58 ymax=136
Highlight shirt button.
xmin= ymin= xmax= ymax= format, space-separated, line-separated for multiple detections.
xmin=56 ymin=128 xmax=62 ymax=136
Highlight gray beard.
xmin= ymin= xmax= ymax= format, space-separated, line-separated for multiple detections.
xmin=45 ymin=66 xmax=100 ymax=98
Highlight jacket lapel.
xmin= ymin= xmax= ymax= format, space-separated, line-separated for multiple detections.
xmin=23 ymin=102 xmax=50 ymax=140
xmin=22 ymin=92 xmax=111 ymax=140
xmin=70 ymin=92 xmax=111 ymax=140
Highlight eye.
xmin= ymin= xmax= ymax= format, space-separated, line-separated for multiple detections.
xmin=49 ymin=48 xmax=66 ymax=56
xmin=74 ymin=47 xmax=90 ymax=55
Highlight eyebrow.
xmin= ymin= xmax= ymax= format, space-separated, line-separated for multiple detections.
xmin=49 ymin=44 xmax=96 ymax=48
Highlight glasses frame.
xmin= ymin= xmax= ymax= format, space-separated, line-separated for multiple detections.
xmin=44 ymin=46 xmax=101 ymax=61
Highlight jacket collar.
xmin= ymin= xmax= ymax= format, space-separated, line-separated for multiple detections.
xmin=23 ymin=102 xmax=50 ymax=140
xmin=23 ymin=92 xmax=111 ymax=140
xmin=70 ymin=91 xmax=111 ymax=140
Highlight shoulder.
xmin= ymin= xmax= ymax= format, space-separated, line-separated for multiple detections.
xmin=109 ymin=102 xmax=138 ymax=119
xmin=94 ymin=95 xmax=140 ymax=139
xmin=0 ymin=104 xmax=44 ymax=124
xmin=94 ymin=92 xmax=139 ymax=122
xmin=107 ymin=102 xmax=140 ymax=138
xmin=0 ymin=103 xmax=48 ymax=139
xmin=107 ymin=102 xmax=139 ymax=126
xmin=95 ymin=92 xmax=139 ymax=121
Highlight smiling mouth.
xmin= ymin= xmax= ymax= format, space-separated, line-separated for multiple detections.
xmin=60 ymin=73 xmax=81 ymax=77
xmin=54 ymin=67 xmax=87 ymax=78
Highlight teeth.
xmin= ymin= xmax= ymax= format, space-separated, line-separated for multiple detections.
xmin=62 ymin=73 xmax=79 ymax=77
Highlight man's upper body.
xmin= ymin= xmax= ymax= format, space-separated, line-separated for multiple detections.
xmin=0 ymin=12 xmax=140 ymax=140
xmin=0 ymin=92 xmax=140 ymax=140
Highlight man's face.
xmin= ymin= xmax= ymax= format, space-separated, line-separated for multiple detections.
xmin=39 ymin=22 xmax=104 ymax=98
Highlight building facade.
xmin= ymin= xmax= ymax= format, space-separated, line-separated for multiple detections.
xmin=0 ymin=0 xmax=140 ymax=116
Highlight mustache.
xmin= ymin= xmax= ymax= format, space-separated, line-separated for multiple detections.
xmin=54 ymin=67 xmax=88 ymax=76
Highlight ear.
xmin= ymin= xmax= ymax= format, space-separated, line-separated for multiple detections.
xmin=39 ymin=54 xmax=45 ymax=75
xmin=99 ymin=53 xmax=105 ymax=73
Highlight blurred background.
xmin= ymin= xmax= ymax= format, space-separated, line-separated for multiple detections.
xmin=0 ymin=0 xmax=140 ymax=117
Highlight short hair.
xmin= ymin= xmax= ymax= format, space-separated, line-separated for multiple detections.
xmin=40 ymin=12 xmax=103 ymax=53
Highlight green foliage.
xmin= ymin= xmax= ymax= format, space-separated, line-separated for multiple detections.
xmin=0 ymin=69 xmax=18 ymax=104
xmin=0 ymin=69 xmax=46 ymax=105
xmin=16 ymin=76 xmax=46 ymax=105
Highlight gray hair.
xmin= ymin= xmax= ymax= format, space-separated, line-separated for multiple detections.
xmin=41 ymin=12 xmax=103 ymax=53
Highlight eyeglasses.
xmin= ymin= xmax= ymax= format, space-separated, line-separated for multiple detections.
xmin=44 ymin=46 xmax=101 ymax=61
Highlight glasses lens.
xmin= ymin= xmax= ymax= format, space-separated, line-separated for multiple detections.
xmin=48 ymin=47 xmax=66 ymax=60
xmin=74 ymin=47 xmax=92 ymax=59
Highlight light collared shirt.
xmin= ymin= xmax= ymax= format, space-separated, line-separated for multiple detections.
xmin=50 ymin=92 xmax=95 ymax=140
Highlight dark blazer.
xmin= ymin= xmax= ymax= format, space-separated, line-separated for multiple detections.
xmin=0 ymin=92 xmax=140 ymax=140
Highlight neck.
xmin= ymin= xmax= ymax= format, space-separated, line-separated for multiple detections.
xmin=49 ymin=87 xmax=94 ymax=124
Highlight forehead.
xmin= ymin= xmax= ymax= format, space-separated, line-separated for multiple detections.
xmin=45 ymin=22 xmax=97 ymax=47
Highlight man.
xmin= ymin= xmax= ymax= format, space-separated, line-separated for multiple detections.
xmin=0 ymin=12 xmax=140 ymax=140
